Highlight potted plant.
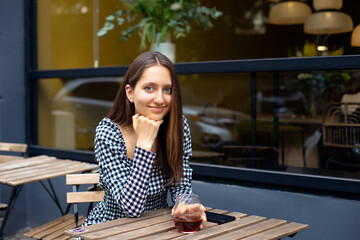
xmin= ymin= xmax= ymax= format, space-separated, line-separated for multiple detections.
xmin=97 ymin=0 xmax=222 ymax=62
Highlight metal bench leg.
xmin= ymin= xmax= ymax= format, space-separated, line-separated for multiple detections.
xmin=0 ymin=186 xmax=22 ymax=239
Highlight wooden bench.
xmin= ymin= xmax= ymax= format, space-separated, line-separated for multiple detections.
xmin=24 ymin=173 xmax=103 ymax=240
xmin=0 ymin=142 xmax=27 ymax=163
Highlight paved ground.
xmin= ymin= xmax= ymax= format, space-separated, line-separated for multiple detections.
xmin=3 ymin=227 xmax=33 ymax=240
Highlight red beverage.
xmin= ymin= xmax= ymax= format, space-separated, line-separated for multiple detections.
xmin=174 ymin=217 xmax=202 ymax=234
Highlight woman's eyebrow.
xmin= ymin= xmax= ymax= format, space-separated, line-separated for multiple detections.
xmin=141 ymin=82 xmax=172 ymax=87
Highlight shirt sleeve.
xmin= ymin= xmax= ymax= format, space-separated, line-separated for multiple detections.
xmin=169 ymin=116 xmax=193 ymax=203
xmin=95 ymin=122 xmax=156 ymax=217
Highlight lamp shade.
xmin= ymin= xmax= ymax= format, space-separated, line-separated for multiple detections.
xmin=313 ymin=0 xmax=342 ymax=11
xmin=269 ymin=1 xmax=312 ymax=25
xmin=351 ymin=24 xmax=360 ymax=47
xmin=304 ymin=11 xmax=353 ymax=34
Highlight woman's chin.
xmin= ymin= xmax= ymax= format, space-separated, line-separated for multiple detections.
xmin=139 ymin=113 xmax=165 ymax=122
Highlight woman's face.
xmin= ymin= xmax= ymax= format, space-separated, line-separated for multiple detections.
xmin=126 ymin=65 xmax=172 ymax=121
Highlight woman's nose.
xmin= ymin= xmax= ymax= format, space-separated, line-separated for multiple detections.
xmin=154 ymin=90 xmax=164 ymax=103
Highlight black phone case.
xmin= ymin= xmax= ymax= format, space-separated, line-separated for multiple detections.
xmin=205 ymin=211 xmax=236 ymax=224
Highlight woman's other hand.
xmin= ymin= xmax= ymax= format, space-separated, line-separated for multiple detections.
xmin=133 ymin=114 xmax=163 ymax=152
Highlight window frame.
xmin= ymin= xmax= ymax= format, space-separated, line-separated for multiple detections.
xmin=26 ymin=0 xmax=360 ymax=195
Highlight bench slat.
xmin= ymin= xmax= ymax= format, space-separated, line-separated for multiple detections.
xmin=67 ymin=191 xmax=105 ymax=203
xmin=42 ymin=216 xmax=85 ymax=240
xmin=0 ymin=142 xmax=27 ymax=152
xmin=23 ymin=214 xmax=73 ymax=237
xmin=66 ymin=173 xmax=100 ymax=185
xmin=32 ymin=216 xmax=84 ymax=239
xmin=0 ymin=203 xmax=8 ymax=209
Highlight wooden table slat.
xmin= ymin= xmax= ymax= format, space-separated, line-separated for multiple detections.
xmin=101 ymin=220 xmax=176 ymax=240
xmin=0 ymin=160 xmax=74 ymax=181
xmin=0 ymin=155 xmax=53 ymax=172
xmin=65 ymin=207 xmax=172 ymax=237
xmin=1 ymin=160 xmax=94 ymax=181
xmin=7 ymin=162 xmax=98 ymax=186
xmin=210 ymin=218 xmax=287 ymax=240
xmin=136 ymin=231 xmax=183 ymax=240
xmin=227 ymin=211 xmax=248 ymax=219
xmin=81 ymin=214 xmax=173 ymax=240
xmin=240 ymin=222 xmax=309 ymax=240
xmin=64 ymin=208 xmax=308 ymax=240
xmin=208 ymin=209 xmax=229 ymax=214
xmin=173 ymin=215 xmax=266 ymax=240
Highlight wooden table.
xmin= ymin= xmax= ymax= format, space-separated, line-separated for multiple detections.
xmin=0 ymin=155 xmax=98 ymax=238
xmin=64 ymin=207 xmax=308 ymax=240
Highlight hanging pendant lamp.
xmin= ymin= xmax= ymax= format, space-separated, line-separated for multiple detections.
xmin=304 ymin=0 xmax=353 ymax=34
xmin=313 ymin=0 xmax=342 ymax=11
xmin=351 ymin=25 xmax=360 ymax=47
xmin=269 ymin=1 xmax=312 ymax=25
xmin=304 ymin=11 xmax=353 ymax=34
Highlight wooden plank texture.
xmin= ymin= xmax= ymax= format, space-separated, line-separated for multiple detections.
xmin=173 ymin=215 xmax=265 ymax=240
xmin=82 ymin=214 xmax=173 ymax=240
xmin=32 ymin=216 xmax=84 ymax=239
xmin=7 ymin=161 xmax=98 ymax=186
xmin=65 ymin=207 xmax=172 ymax=237
xmin=210 ymin=218 xmax=287 ymax=240
xmin=0 ymin=155 xmax=53 ymax=172
xmin=42 ymin=216 xmax=85 ymax=240
xmin=0 ymin=155 xmax=23 ymax=162
xmin=0 ymin=142 xmax=27 ymax=152
xmin=241 ymin=222 xmax=309 ymax=240
xmin=101 ymin=221 xmax=176 ymax=240
xmin=66 ymin=173 xmax=100 ymax=185
xmin=63 ymin=208 xmax=308 ymax=240
xmin=67 ymin=191 xmax=105 ymax=203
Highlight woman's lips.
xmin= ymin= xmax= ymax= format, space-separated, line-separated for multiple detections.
xmin=149 ymin=106 xmax=166 ymax=113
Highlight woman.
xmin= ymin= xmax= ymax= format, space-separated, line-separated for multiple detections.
xmin=82 ymin=51 xmax=206 ymax=227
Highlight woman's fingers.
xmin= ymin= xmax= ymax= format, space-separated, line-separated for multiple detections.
xmin=133 ymin=114 xmax=163 ymax=151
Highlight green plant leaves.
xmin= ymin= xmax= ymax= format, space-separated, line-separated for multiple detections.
xmin=97 ymin=0 xmax=223 ymax=49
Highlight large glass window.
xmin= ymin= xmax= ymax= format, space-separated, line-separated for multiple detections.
xmin=37 ymin=0 xmax=360 ymax=69
xmin=37 ymin=69 xmax=360 ymax=181
xmin=33 ymin=1 xmax=360 ymax=191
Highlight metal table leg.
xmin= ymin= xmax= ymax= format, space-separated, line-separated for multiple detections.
xmin=39 ymin=179 xmax=71 ymax=215
xmin=0 ymin=186 xmax=23 ymax=239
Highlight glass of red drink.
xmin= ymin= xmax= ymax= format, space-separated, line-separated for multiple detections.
xmin=172 ymin=194 xmax=203 ymax=234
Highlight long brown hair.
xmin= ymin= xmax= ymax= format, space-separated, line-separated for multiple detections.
xmin=108 ymin=51 xmax=184 ymax=185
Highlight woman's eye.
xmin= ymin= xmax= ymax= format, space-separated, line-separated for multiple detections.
xmin=164 ymin=87 xmax=172 ymax=93
xmin=145 ymin=86 xmax=153 ymax=91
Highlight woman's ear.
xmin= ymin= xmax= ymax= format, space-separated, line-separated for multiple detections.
xmin=125 ymin=84 xmax=134 ymax=103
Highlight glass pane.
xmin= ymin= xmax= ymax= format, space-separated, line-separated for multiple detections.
xmin=38 ymin=77 xmax=122 ymax=150
xmin=37 ymin=0 xmax=360 ymax=69
xmin=37 ymin=70 xmax=360 ymax=180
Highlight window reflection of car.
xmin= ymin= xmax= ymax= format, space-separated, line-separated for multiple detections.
xmin=183 ymin=104 xmax=244 ymax=151
xmin=52 ymin=78 xmax=242 ymax=151
xmin=52 ymin=78 xmax=122 ymax=150
xmin=257 ymin=89 xmax=307 ymax=116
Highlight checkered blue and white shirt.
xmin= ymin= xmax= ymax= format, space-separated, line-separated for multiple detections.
xmin=82 ymin=117 xmax=193 ymax=226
